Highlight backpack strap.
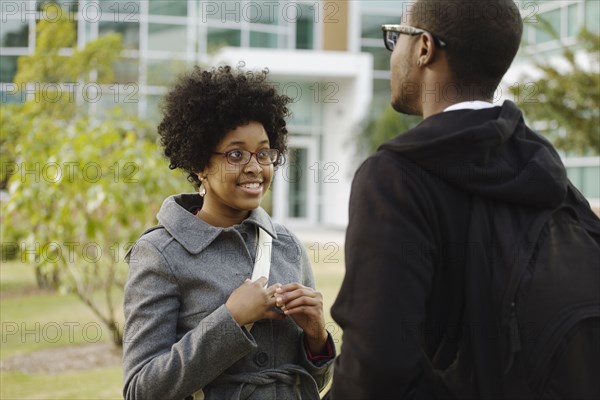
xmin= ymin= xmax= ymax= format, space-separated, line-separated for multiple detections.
xmin=421 ymin=195 xmax=505 ymax=399
xmin=462 ymin=196 xmax=505 ymax=398
xmin=418 ymin=196 xmax=472 ymax=399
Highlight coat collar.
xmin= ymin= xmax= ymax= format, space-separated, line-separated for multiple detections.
xmin=156 ymin=193 xmax=277 ymax=255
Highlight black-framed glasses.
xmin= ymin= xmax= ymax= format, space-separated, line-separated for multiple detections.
xmin=213 ymin=149 xmax=280 ymax=165
xmin=382 ymin=24 xmax=447 ymax=51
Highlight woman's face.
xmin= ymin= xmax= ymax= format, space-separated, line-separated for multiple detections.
xmin=198 ymin=121 xmax=274 ymax=224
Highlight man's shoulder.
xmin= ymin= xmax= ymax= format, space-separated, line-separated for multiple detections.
xmin=357 ymin=148 xmax=430 ymax=180
xmin=350 ymin=150 xmax=447 ymax=210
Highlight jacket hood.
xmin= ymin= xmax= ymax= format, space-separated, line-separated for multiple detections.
xmin=379 ymin=101 xmax=568 ymax=208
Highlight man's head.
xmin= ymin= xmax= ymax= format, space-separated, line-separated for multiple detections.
xmin=390 ymin=0 xmax=523 ymax=116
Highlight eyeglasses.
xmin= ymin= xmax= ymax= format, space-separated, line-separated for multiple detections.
xmin=213 ymin=149 xmax=280 ymax=165
xmin=382 ymin=24 xmax=447 ymax=52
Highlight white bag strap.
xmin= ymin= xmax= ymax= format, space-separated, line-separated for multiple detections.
xmin=245 ymin=227 xmax=272 ymax=331
xmin=250 ymin=226 xmax=272 ymax=285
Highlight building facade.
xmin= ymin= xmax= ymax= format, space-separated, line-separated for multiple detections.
xmin=1 ymin=0 xmax=373 ymax=228
xmin=1 ymin=0 xmax=598 ymax=225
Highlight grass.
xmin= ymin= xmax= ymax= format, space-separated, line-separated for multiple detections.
xmin=0 ymin=246 xmax=346 ymax=399
xmin=1 ymin=291 xmax=118 ymax=360
xmin=0 ymin=259 xmax=37 ymax=292
xmin=1 ymin=260 xmax=123 ymax=399
xmin=311 ymin=258 xmax=346 ymax=345
xmin=1 ymin=368 xmax=123 ymax=400
xmin=1 ymin=261 xmax=117 ymax=361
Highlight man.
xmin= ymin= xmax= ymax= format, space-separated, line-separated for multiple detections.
xmin=330 ymin=1 xmax=599 ymax=399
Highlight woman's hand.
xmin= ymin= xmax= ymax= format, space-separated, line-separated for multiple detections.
xmin=225 ymin=277 xmax=286 ymax=327
xmin=275 ymin=283 xmax=328 ymax=354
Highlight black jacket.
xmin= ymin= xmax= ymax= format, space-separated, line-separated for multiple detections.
xmin=330 ymin=101 xmax=572 ymax=399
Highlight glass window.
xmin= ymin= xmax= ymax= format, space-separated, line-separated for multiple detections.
xmin=36 ymin=0 xmax=77 ymax=13
xmin=245 ymin=1 xmax=279 ymax=25
xmin=1 ymin=89 xmax=26 ymax=103
xmin=522 ymin=23 xmax=533 ymax=46
xmin=147 ymin=59 xmax=190 ymax=86
xmin=111 ymin=58 xmax=139 ymax=83
xmin=360 ymin=1 xmax=405 ymax=12
xmin=582 ymin=166 xmax=600 ymax=198
xmin=568 ymin=166 xmax=582 ymax=187
xmin=296 ymin=3 xmax=314 ymax=49
xmin=99 ymin=21 xmax=140 ymax=50
xmin=149 ymin=0 xmax=187 ymax=16
xmin=567 ymin=165 xmax=600 ymax=199
xmin=282 ymin=82 xmax=314 ymax=126
xmin=287 ymin=147 xmax=308 ymax=218
xmin=567 ymin=4 xmax=578 ymax=37
xmin=1 ymin=21 xmax=29 ymax=47
xmin=0 ymin=56 xmax=18 ymax=82
xmin=201 ymin=1 xmax=242 ymax=23
xmin=148 ymin=23 xmax=187 ymax=52
xmin=582 ymin=167 xmax=600 ymax=198
xmin=95 ymin=85 xmax=138 ymax=118
xmin=535 ymin=9 xmax=560 ymax=44
xmin=369 ymin=78 xmax=397 ymax=125
xmin=362 ymin=14 xmax=389 ymax=39
xmin=145 ymin=94 xmax=165 ymax=124
xmin=99 ymin=0 xmax=140 ymax=16
xmin=585 ymin=0 xmax=600 ymax=33
xmin=362 ymin=45 xmax=390 ymax=71
xmin=250 ymin=31 xmax=278 ymax=48
xmin=372 ymin=78 xmax=391 ymax=114
xmin=207 ymin=28 xmax=241 ymax=52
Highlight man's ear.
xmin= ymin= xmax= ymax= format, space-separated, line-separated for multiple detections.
xmin=417 ymin=32 xmax=437 ymax=67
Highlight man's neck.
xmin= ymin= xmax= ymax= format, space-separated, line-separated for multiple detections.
xmin=443 ymin=100 xmax=496 ymax=112
xmin=422 ymin=96 xmax=493 ymax=119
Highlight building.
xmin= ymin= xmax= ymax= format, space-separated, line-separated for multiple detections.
xmin=1 ymin=0 xmax=373 ymax=229
xmin=1 ymin=0 xmax=598 ymax=226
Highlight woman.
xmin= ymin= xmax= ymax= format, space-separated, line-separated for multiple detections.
xmin=122 ymin=66 xmax=335 ymax=400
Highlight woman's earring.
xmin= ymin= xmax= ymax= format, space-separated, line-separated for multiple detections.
xmin=199 ymin=178 xmax=206 ymax=197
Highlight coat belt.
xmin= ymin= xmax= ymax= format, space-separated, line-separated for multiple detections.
xmin=209 ymin=364 xmax=320 ymax=400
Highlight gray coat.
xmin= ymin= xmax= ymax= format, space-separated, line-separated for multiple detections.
xmin=123 ymin=193 xmax=334 ymax=400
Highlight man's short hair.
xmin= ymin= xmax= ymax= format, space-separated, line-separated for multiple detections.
xmin=409 ymin=0 xmax=523 ymax=98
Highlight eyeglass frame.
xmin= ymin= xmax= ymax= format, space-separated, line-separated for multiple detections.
xmin=212 ymin=149 xmax=280 ymax=166
xmin=382 ymin=24 xmax=447 ymax=52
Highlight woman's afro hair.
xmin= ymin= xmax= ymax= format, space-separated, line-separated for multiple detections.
xmin=157 ymin=65 xmax=291 ymax=188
